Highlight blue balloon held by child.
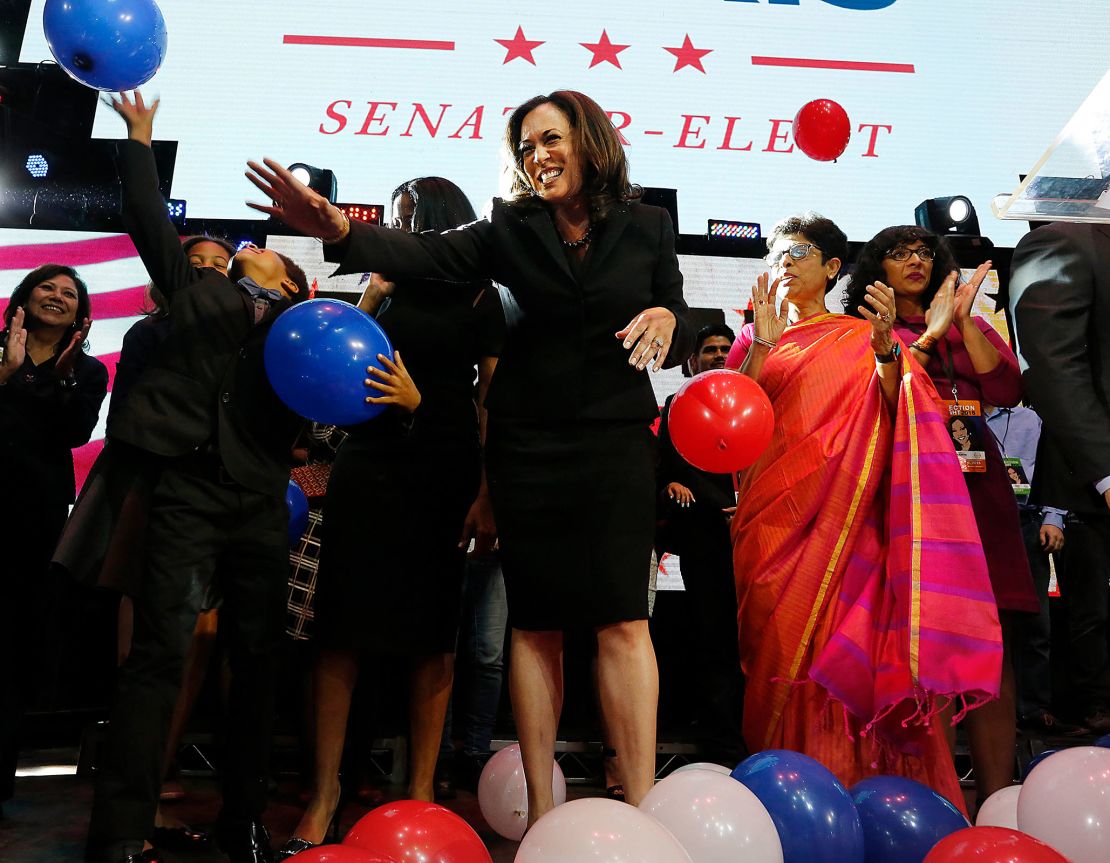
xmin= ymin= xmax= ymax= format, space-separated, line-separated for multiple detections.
xmin=264 ymin=299 xmax=394 ymax=427
xmin=732 ymin=749 xmax=865 ymax=863
xmin=286 ymin=480 xmax=309 ymax=548
xmin=43 ymin=0 xmax=168 ymax=92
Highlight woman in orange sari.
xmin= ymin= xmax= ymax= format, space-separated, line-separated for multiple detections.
xmin=725 ymin=213 xmax=1002 ymax=810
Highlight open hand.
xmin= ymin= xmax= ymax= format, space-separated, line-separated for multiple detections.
xmin=0 ymin=307 xmax=27 ymax=383
xmin=365 ymin=351 xmax=421 ymax=413
xmin=751 ymin=273 xmax=789 ymax=345
xmin=954 ymin=261 xmax=992 ymax=328
xmin=857 ymin=281 xmax=896 ymax=355
xmin=665 ymin=482 xmax=695 ymax=508
xmin=616 ymin=307 xmax=676 ymax=372
xmin=925 ymin=272 xmax=956 ymax=338
xmin=56 ymin=317 xmax=92 ymax=379
xmin=105 ymin=91 xmax=159 ymax=146
xmin=245 ymin=158 xmax=347 ymax=240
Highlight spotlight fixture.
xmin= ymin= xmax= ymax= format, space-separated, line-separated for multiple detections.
xmin=708 ymin=219 xmax=761 ymax=240
xmin=914 ymin=195 xmax=981 ymax=236
xmin=25 ymin=153 xmax=49 ymax=179
xmin=336 ymin=202 xmax=383 ymax=226
xmin=286 ymin=162 xmax=337 ymax=203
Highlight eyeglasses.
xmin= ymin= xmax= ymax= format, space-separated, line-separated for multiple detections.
xmin=765 ymin=242 xmax=820 ymax=267
xmin=886 ymin=246 xmax=936 ymax=262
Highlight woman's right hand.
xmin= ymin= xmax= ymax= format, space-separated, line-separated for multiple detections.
xmin=245 ymin=158 xmax=347 ymax=241
xmin=665 ymin=482 xmax=695 ymax=508
xmin=0 ymin=307 xmax=27 ymax=383
xmin=924 ymin=270 xmax=957 ymax=339
xmin=105 ymin=91 xmax=159 ymax=146
xmin=751 ymin=272 xmax=789 ymax=345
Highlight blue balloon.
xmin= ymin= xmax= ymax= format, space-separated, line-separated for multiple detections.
xmin=43 ymin=0 xmax=168 ymax=92
xmin=850 ymin=775 xmax=969 ymax=863
xmin=264 ymin=300 xmax=394 ymax=426
xmin=286 ymin=480 xmax=309 ymax=548
xmin=1097 ymin=734 xmax=1110 ymax=749
xmin=731 ymin=749 xmax=865 ymax=863
xmin=1022 ymin=749 xmax=1057 ymax=780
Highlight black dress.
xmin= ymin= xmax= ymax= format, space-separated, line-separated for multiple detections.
xmin=315 ymin=281 xmax=503 ymax=653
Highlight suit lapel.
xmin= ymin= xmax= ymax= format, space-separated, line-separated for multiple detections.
xmin=521 ymin=206 xmax=575 ymax=282
xmin=583 ymin=204 xmax=631 ymax=278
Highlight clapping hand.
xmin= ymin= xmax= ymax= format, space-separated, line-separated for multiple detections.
xmin=954 ymin=261 xmax=992 ymax=328
xmin=751 ymin=273 xmax=788 ymax=345
xmin=56 ymin=317 xmax=92 ymax=379
xmin=365 ymin=351 xmax=421 ymax=413
xmin=0 ymin=307 xmax=27 ymax=383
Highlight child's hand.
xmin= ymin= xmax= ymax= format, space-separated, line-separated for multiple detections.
xmin=364 ymin=351 xmax=421 ymax=414
xmin=105 ymin=90 xmax=160 ymax=146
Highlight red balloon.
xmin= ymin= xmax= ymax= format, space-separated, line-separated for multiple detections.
xmin=343 ymin=800 xmax=492 ymax=863
xmin=290 ymin=846 xmax=397 ymax=863
xmin=668 ymin=369 xmax=774 ymax=473
xmin=923 ymin=826 xmax=1069 ymax=862
xmin=792 ymin=99 xmax=851 ymax=161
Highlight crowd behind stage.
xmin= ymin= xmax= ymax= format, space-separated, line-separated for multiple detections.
xmin=2 ymin=87 xmax=1110 ymax=863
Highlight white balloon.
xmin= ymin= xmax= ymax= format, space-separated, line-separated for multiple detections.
xmin=974 ymin=784 xmax=1020 ymax=830
xmin=516 ymin=798 xmax=692 ymax=863
xmin=640 ymin=770 xmax=783 ymax=863
xmin=478 ymin=743 xmax=567 ymax=841
xmin=1017 ymin=746 xmax=1110 ymax=863
xmin=671 ymin=762 xmax=733 ymax=776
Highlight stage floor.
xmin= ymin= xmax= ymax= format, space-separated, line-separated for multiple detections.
xmin=0 ymin=747 xmax=590 ymax=862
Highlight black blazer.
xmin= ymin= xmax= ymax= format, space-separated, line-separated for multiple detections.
xmin=327 ymin=199 xmax=693 ymax=423
xmin=106 ymin=140 xmax=299 ymax=496
xmin=1009 ymin=222 xmax=1110 ymax=516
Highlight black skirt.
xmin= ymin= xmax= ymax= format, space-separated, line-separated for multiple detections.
xmin=315 ymin=437 xmax=480 ymax=654
xmin=486 ymin=419 xmax=656 ymax=631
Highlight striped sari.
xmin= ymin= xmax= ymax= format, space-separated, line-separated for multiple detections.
xmin=731 ymin=314 xmax=1001 ymax=809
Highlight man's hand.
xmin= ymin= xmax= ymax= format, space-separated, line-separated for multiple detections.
xmin=1039 ymin=523 xmax=1065 ymax=554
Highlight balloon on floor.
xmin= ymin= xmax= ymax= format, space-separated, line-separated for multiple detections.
xmin=478 ymin=743 xmax=567 ymax=841
xmin=922 ymin=826 xmax=1069 ymax=863
xmin=290 ymin=845 xmax=398 ymax=862
xmin=1021 ymin=748 xmax=1057 ymax=780
xmin=265 ymin=299 xmax=394 ymax=426
xmin=640 ymin=768 xmax=783 ymax=863
xmin=43 ymin=0 xmax=168 ymax=91
xmin=850 ymin=776 xmax=969 ymax=863
xmin=344 ymin=800 xmax=492 ymax=863
xmin=974 ymin=785 xmax=1020 ymax=830
xmin=667 ymin=369 xmax=774 ymax=473
xmin=286 ymin=479 xmax=309 ymax=547
xmin=514 ymin=798 xmax=692 ymax=863
xmin=731 ymin=750 xmax=864 ymax=863
xmin=1016 ymin=746 xmax=1110 ymax=863
xmin=670 ymin=762 xmax=733 ymax=776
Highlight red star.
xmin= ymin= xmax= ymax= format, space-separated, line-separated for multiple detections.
xmin=580 ymin=30 xmax=630 ymax=69
xmin=494 ymin=26 xmax=544 ymax=65
xmin=664 ymin=34 xmax=712 ymax=73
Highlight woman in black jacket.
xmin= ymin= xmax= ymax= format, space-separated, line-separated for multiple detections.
xmin=0 ymin=263 xmax=107 ymax=811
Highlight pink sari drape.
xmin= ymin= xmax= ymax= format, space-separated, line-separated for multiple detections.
xmin=732 ymin=314 xmax=1002 ymax=810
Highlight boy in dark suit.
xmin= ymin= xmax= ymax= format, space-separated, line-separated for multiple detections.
xmin=86 ymin=92 xmax=307 ymax=863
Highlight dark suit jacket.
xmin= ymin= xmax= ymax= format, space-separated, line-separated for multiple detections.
xmin=326 ymin=199 xmax=693 ymax=422
xmin=106 ymin=140 xmax=299 ymax=496
xmin=1009 ymin=221 xmax=1110 ymax=516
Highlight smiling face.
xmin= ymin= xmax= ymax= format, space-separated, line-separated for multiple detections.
xmin=26 ymin=275 xmax=79 ymax=330
xmin=518 ymin=102 xmax=585 ymax=209
xmin=766 ymin=233 xmax=840 ymax=305
xmin=882 ymin=240 xmax=935 ymax=304
xmin=950 ymin=418 xmax=971 ymax=450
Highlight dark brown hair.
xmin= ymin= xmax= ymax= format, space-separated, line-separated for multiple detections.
xmin=3 ymin=263 xmax=91 ymax=355
xmin=502 ymin=90 xmax=638 ymax=218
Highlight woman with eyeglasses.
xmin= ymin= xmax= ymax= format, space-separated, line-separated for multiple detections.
xmin=846 ymin=225 xmax=1036 ymax=809
xmin=725 ymin=214 xmax=1001 ymax=813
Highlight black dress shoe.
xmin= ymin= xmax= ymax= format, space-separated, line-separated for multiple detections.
xmin=215 ymin=818 xmax=274 ymax=863
xmin=1018 ymin=711 xmax=1089 ymax=738
xmin=275 ymin=837 xmax=317 ymax=861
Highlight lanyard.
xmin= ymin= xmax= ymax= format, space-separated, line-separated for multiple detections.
xmin=939 ymin=339 xmax=960 ymax=401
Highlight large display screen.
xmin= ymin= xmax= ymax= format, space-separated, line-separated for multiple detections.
xmin=13 ymin=0 xmax=1110 ymax=246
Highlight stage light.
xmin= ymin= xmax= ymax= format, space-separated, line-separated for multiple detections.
xmin=336 ymin=202 xmax=383 ymax=225
xmin=708 ymin=219 xmax=761 ymax=240
xmin=25 ymin=153 xmax=48 ymax=178
xmin=166 ymin=198 xmax=186 ymax=227
xmin=914 ymin=195 xmax=981 ymax=236
xmin=286 ymin=162 xmax=337 ymax=203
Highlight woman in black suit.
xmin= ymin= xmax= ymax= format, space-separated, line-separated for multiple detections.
xmin=0 ymin=264 xmax=107 ymax=811
xmin=247 ymin=89 xmax=693 ymax=822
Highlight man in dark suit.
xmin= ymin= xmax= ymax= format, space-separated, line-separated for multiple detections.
xmin=1009 ymin=221 xmax=1110 ymax=734
xmin=656 ymin=323 xmax=746 ymax=764
xmin=86 ymin=93 xmax=308 ymax=863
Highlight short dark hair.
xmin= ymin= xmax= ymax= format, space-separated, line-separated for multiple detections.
xmin=4 ymin=263 xmax=91 ymax=355
xmin=843 ymin=225 xmax=961 ymax=319
xmin=274 ymin=251 xmax=310 ymax=303
xmin=181 ymin=234 xmax=236 ymax=259
xmin=767 ymin=213 xmax=847 ymax=294
xmin=391 ymin=177 xmax=477 ymax=233
xmin=503 ymin=90 xmax=639 ymax=219
xmin=695 ymin=323 xmax=737 ymax=354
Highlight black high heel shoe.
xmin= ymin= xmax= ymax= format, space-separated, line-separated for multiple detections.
xmin=275 ymin=791 xmax=345 ymax=861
